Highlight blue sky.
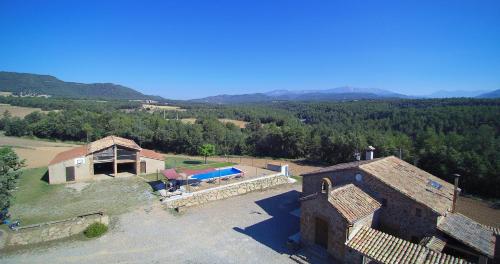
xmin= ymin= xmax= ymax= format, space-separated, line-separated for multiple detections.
xmin=1 ymin=0 xmax=499 ymax=99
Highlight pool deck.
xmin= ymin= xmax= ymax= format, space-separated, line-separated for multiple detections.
xmin=181 ymin=165 xmax=276 ymax=192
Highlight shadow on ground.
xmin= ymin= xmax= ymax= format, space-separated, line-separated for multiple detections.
xmin=183 ymin=160 xmax=203 ymax=165
xmin=234 ymin=190 xmax=300 ymax=254
xmin=40 ymin=171 xmax=49 ymax=183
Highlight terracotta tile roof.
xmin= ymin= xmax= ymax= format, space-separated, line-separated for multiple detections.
xmin=87 ymin=135 xmax=140 ymax=154
xmin=328 ymin=184 xmax=381 ymax=224
xmin=49 ymin=136 xmax=153 ymax=165
xmin=139 ymin=148 xmax=164 ymax=161
xmin=437 ymin=213 xmax=495 ymax=258
xmin=484 ymin=225 xmax=500 ymax=236
xmin=303 ymin=156 xmax=454 ymax=215
xmin=347 ymin=227 xmax=471 ymax=264
xmin=424 ymin=251 xmax=471 ymax=264
xmin=359 ymin=156 xmax=455 ymax=215
xmin=49 ymin=145 xmax=87 ymax=165
xmin=422 ymin=235 xmax=447 ymax=252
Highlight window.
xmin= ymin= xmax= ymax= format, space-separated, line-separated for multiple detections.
xmin=415 ymin=208 xmax=422 ymax=217
xmin=321 ymin=182 xmax=328 ymax=193
xmin=355 ymin=173 xmax=363 ymax=182
xmin=381 ymin=198 xmax=387 ymax=207
xmin=321 ymin=178 xmax=332 ymax=194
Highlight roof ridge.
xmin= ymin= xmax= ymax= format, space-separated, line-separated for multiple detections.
xmin=346 ymin=227 xmax=471 ymax=264
xmin=329 ymin=183 xmax=355 ymax=194
xmin=302 ymin=156 xmax=388 ymax=176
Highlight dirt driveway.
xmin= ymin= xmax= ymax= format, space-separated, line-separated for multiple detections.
xmin=1 ymin=184 xmax=301 ymax=264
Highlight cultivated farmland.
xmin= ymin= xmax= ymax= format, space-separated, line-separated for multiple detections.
xmin=0 ymin=134 xmax=79 ymax=168
xmin=0 ymin=103 xmax=54 ymax=118
xmin=180 ymin=118 xmax=248 ymax=128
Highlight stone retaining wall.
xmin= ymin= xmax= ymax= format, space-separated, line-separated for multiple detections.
xmin=2 ymin=212 xmax=109 ymax=248
xmin=164 ymin=173 xmax=290 ymax=209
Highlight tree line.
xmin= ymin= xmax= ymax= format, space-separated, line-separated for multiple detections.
xmin=0 ymin=98 xmax=498 ymax=198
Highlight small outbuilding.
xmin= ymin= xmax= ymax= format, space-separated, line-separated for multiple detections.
xmin=48 ymin=135 xmax=165 ymax=184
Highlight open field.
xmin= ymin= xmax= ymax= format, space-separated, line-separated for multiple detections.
xmin=167 ymin=153 xmax=322 ymax=176
xmin=0 ymin=134 xmax=79 ymax=168
xmin=219 ymin=118 xmax=248 ymax=128
xmin=142 ymin=104 xmax=186 ymax=111
xmin=164 ymin=155 xmax=234 ymax=170
xmin=456 ymin=196 xmax=500 ymax=227
xmin=180 ymin=118 xmax=248 ymax=128
xmin=1 ymin=184 xmax=301 ymax=264
xmin=8 ymin=168 xmax=153 ymax=225
xmin=0 ymin=103 xmax=55 ymax=118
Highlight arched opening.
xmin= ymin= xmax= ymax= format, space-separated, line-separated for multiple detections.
xmin=321 ymin=178 xmax=332 ymax=194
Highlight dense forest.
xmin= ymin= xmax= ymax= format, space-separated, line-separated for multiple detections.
xmin=1 ymin=97 xmax=499 ymax=199
xmin=0 ymin=71 xmax=163 ymax=100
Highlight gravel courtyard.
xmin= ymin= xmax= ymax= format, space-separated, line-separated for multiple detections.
xmin=1 ymin=184 xmax=301 ymax=264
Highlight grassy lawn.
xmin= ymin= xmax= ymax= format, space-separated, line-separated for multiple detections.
xmin=140 ymin=172 xmax=164 ymax=182
xmin=8 ymin=168 xmax=153 ymax=225
xmin=165 ymin=156 xmax=212 ymax=169
xmin=165 ymin=156 xmax=234 ymax=171
xmin=180 ymin=161 xmax=235 ymax=170
xmin=291 ymin=175 xmax=303 ymax=185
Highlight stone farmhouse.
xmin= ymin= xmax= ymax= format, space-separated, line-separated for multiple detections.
xmin=48 ymin=136 xmax=164 ymax=184
xmin=300 ymin=148 xmax=497 ymax=264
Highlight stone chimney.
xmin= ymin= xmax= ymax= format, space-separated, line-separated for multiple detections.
xmin=366 ymin=146 xmax=375 ymax=160
xmin=451 ymin=173 xmax=460 ymax=213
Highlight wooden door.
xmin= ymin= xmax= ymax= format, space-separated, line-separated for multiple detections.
xmin=315 ymin=217 xmax=329 ymax=249
xmin=140 ymin=161 xmax=146 ymax=174
xmin=66 ymin=166 xmax=75 ymax=182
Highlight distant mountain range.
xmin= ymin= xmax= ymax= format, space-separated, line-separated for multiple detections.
xmin=476 ymin=89 xmax=500 ymax=98
xmin=0 ymin=71 xmax=163 ymax=100
xmin=425 ymin=90 xmax=488 ymax=98
xmin=1 ymin=71 xmax=498 ymax=102
xmin=193 ymin=87 xmax=414 ymax=104
xmin=193 ymin=87 xmax=500 ymax=104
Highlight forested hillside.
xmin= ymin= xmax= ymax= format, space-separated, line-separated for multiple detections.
xmin=0 ymin=71 xmax=163 ymax=100
xmin=0 ymin=97 xmax=498 ymax=198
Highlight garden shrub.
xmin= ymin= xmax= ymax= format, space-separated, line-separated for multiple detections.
xmin=83 ymin=222 xmax=108 ymax=238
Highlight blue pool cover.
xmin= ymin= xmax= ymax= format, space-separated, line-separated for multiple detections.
xmin=190 ymin=167 xmax=242 ymax=180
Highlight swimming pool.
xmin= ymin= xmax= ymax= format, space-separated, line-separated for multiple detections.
xmin=190 ymin=167 xmax=243 ymax=180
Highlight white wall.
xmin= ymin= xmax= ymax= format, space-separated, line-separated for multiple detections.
xmin=141 ymin=157 xmax=165 ymax=174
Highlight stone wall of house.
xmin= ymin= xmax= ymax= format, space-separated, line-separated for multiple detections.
xmin=348 ymin=211 xmax=379 ymax=240
xmin=301 ymin=193 xmax=349 ymax=262
xmin=163 ymin=174 xmax=290 ymax=209
xmin=302 ymin=168 xmax=442 ymax=242
xmin=361 ymin=173 xmax=440 ymax=241
xmin=1 ymin=213 xmax=109 ymax=249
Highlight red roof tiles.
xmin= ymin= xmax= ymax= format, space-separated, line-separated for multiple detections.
xmin=48 ymin=145 xmax=87 ymax=165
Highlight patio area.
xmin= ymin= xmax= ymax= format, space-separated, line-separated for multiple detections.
xmin=166 ymin=164 xmax=277 ymax=193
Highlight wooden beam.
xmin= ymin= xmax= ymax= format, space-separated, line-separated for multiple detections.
xmin=135 ymin=150 xmax=140 ymax=175
xmin=113 ymin=145 xmax=117 ymax=177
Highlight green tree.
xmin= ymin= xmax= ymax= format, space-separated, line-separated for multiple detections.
xmin=0 ymin=147 xmax=24 ymax=211
xmin=199 ymin=143 xmax=216 ymax=164
xmin=82 ymin=123 xmax=93 ymax=143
